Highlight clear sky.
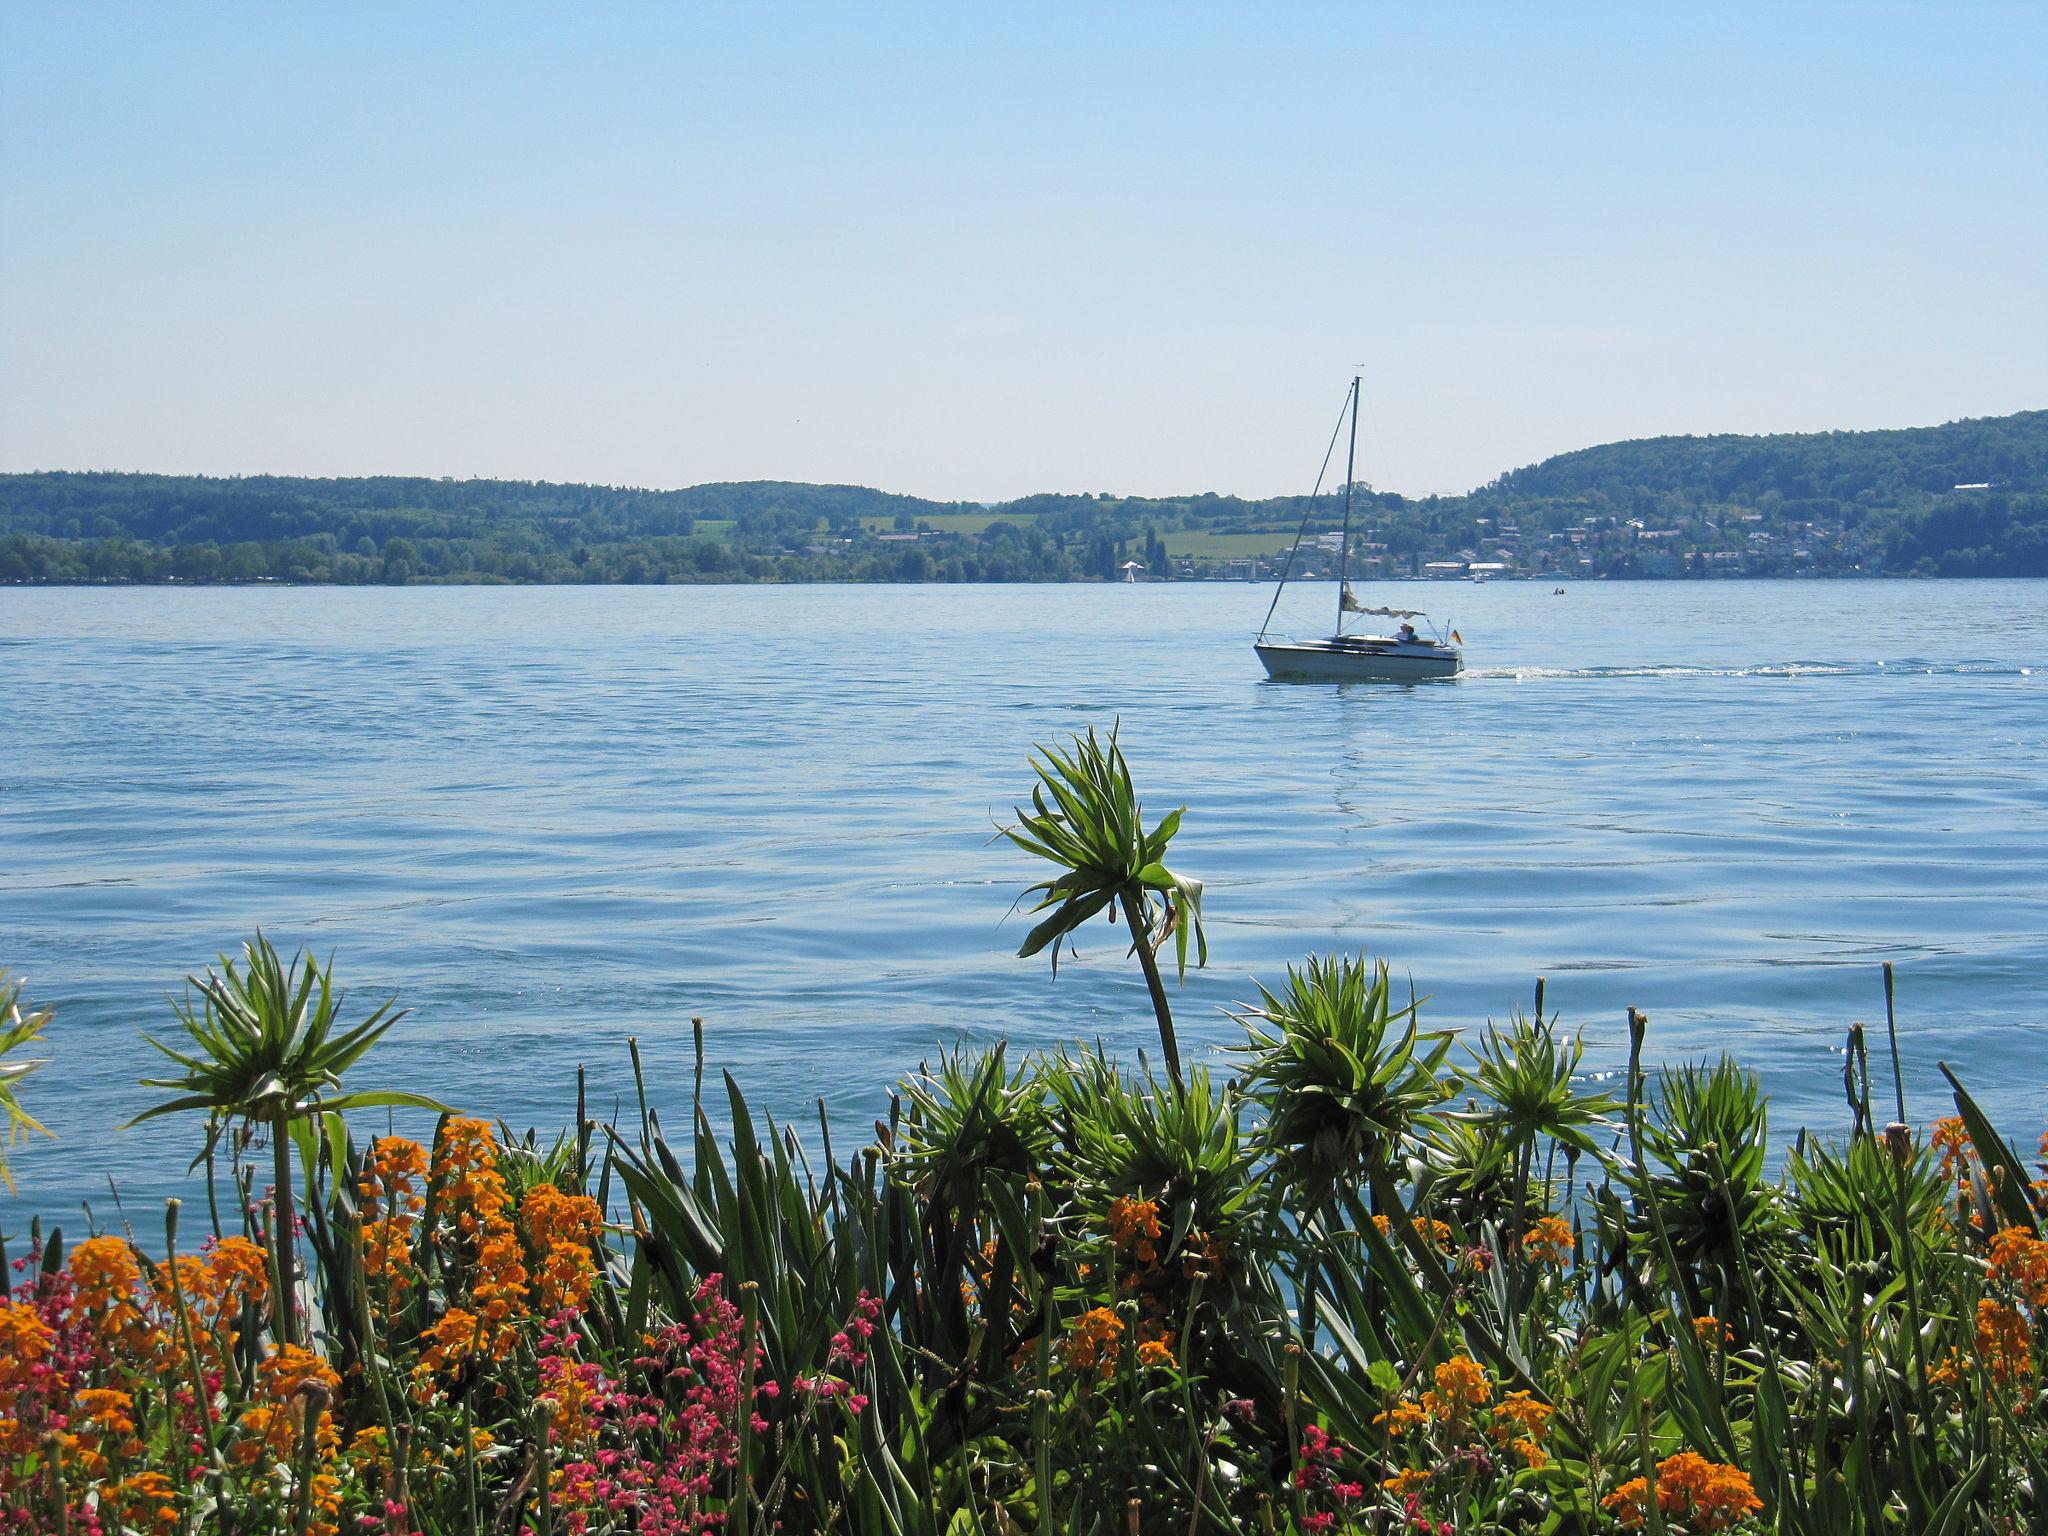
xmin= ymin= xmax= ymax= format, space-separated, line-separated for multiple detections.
xmin=2 ymin=3 xmax=2042 ymax=502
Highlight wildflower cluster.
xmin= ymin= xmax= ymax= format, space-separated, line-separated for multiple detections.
xmin=358 ymin=1134 xmax=428 ymax=1301
xmin=549 ymin=1275 xmax=780 ymax=1534
xmin=1603 ymin=1451 xmax=1762 ymax=1531
xmin=416 ymin=1117 xmax=529 ymax=1394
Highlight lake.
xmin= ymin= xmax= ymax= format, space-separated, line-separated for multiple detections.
xmin=2 ymin=578 xmax=2044 ymax=1228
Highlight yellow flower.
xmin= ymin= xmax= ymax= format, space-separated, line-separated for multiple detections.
xmin=1381 ymin=1468 xmax=1429 ymax=1498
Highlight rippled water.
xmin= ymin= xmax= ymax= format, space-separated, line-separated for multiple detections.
xmin=2 ymin=579 xmax=2044 ymax=1227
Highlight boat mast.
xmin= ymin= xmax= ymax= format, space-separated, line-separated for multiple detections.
xmin=1335 ymin=374 xmax=1359 ymax=634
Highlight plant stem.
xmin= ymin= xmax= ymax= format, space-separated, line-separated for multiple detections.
xmin=1883 ymin=961 xmax=1908 ymax=1125
xmin=272 ymin=1119 xmax=297 ymax=1346
xmin=1119 ymin=891 xmax=1184 ymax=1091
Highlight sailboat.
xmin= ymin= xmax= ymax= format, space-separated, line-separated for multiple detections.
xmin=1253 ymin=376 xmax=1464 ymax=683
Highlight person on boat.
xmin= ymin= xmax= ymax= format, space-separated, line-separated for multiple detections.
xmin=1395 ymin=622 xmax=1419 ymax=644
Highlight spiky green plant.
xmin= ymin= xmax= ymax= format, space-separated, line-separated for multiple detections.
xmin=1461 ymin=1010 xmax=1621 ymax=1273
xmin=1786 ymin=1129 xmax=1949 ymax=1271
xmin=129 ymin=933 xmax=447 ymax=1342
xmin=0 ymin=972 xmax=53 ymax=1193
xmin=1001 ymin=724 xmax=1207 ymax=1087
xmin=897 ymin=1043 xmax=1051 ymax=1199
xmin=1048 ymin=1048 xmax=1258 ymax=1244
xmin=1632 ymin=1054 xmax=1784 ymax=1313
xmin=1232 ymin=954 xmax=1454 ymax=1197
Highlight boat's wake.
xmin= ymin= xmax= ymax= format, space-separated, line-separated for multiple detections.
xmin=1462 ymin=660 xmax=2038 ymax=682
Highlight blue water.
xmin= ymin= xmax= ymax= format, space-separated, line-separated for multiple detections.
xmin=2 ymin=580 xmax=2044 ymax=1229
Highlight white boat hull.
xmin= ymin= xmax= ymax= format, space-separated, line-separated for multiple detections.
xmin=1255 ymin=638 xmax=1462 ymax=683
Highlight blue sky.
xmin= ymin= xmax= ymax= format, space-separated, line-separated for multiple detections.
xmin=2 ymin=3 xmax=2042 ymax=500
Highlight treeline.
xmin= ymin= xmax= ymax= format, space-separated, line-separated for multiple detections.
xmin=0 ymin=524 xmax=1087 ymax=586
xmin=2 ymin=408 xmax=2043 ymax=582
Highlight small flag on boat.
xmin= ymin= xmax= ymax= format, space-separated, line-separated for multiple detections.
xmin=1451 ymin=630 xmax=1463 ymax=644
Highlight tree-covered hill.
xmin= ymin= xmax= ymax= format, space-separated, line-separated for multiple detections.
xmin=1483 ymin=409 xmax=2048 ymax=504
xmin=2 ymin=408 xmax=2043 ymax=583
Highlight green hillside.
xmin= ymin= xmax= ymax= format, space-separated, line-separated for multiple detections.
xmin=3 ymin=409 xmax=2043 ymax=583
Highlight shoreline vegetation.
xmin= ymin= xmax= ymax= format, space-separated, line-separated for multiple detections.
xmin=4 ymin=728 xmax=2045 ymax=1533
xmin=3 ymin=410 xmax=2045 ymax=587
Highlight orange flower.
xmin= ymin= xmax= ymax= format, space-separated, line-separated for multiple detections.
xmin=1136 ymin=1336 xmax=1175 ymax=1370
xmin=1692 ymin=1313 xmax=1736 ymax=1347
xmin=522 ymin=1183 xmax=603 ymax=1314
xmin=70 ymin=1235 xmax=149 ymax=1338
xmin=432 ymin=1117 xmax=513 ymax=1241
xmin=360 ymin=1135 xmax=428 ymax=1298
xmin=1975 ymin=1298 xmax=2033 ymax=1386
xmin=1989 ymin=1225 xmax=2048 ymax=1308
xmin=1063 ymin=1306 xmax=1125 ymax=1382
xmin=1930 ymin=1115 xmax=1971 ymax=1179
xmin=1373 ymin=1398 xmax=1427 ymax=1435
xmin=207 ymin=1235 xmax=271 ymax=1307
xmin=429 ymin=1118 xmax=529 ymax=1352
xmin=106 ymin=1470 xmax=180 ymax=1534
xmin=1106 ymin=1195 xmax=1162 ymax=1248
xmin=1522 ymin=1215 xmax=1573 ymax=1265
xmin=66 ymin=1388 xmax=143 ymax=1476
xmin=1493 ymin=1389 xmax=1552 ymax=1442
xmin=415 ymin=1306 xmax=486 ymax=1399
xmin=1606 ymin=1452 xmax=1762 ymax=1531
xmin=0 ymin=1300 xmax=54 ymax=1390
xmin=539 ymin=1350 xmax=604 ymax=1448
xmin=1421 ymin=1354 xmax=1491 ymax=1428
xmin=236 ymin=1344 xmax=341 ymax=1465
xmin=1371 ymin=1213 xmax=1454 ymax=1250
xmin=1181 ymin=1229 xmax=1229 ymax=1280
xmin=1932 ymin=1115 xmax=1977 ymax=1225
